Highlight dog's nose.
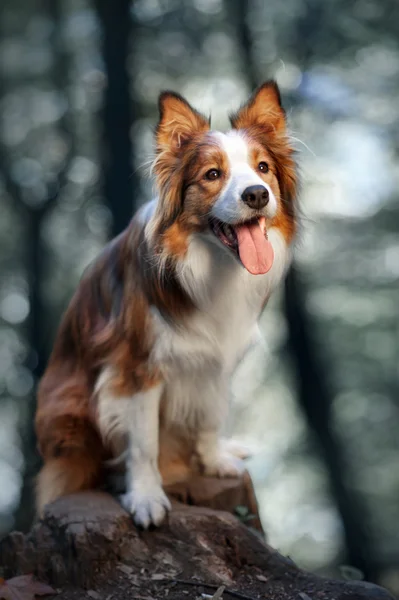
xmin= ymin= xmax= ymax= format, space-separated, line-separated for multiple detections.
xmin=241 ymin=185 xmax=269 ymax=210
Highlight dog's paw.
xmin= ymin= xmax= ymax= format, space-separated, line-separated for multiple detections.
xmin=202 ymin=452 xmax=246 ymax=479
xmin=220 ymin=438 xmax=253 ymax=460
xmin=120 ymin=484 xmax=171 ymax=529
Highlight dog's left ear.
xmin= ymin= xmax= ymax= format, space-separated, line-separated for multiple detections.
xmin=156 ymin=91 xmax=210 ymax=153
xmin=230 ymin=81 xmax=286 ymax=134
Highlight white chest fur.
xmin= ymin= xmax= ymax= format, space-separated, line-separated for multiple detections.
xmin=151 ymin=227 xmax=289 ymax=428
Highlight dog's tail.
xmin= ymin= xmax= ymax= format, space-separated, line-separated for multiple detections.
xmin=35 ymin=355 xmax=107 ymax=515
xmin=35 ymin=399 xmax=105 ymax=515
xmin=36 ymin=451 xmax=102 ymax=515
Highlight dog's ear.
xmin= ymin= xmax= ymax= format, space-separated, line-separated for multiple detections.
xmin=156 ymin=91 xmax=210 ymax=153
xmin=230 ymin=81 xmax=286 ymax=134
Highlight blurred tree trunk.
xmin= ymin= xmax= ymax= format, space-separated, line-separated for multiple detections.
xmin=11 ymin=0 xmax=135 ymax=532
xmin=94 ymin=0 xmax=134 ymax=237
xmin=0 ymin=164 xmax=42 ymax=533
xmin=284 ymin=268 xmax=375 ymax=578
xmin=3 ymin=0 xmax=75 ymax=532
xmin=229 ymin=0 xmax=375 ymax=579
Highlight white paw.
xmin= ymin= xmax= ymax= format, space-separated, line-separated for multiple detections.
xmin=120 ymin=484 xmax=171 ymax=528
xmin=203 ymin=452 xmax=246 ymax=478
xmin=220 ymin=438 xmax=253 ymax=460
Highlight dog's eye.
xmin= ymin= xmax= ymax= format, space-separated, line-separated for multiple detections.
xmin=205 ymin=169 xmax=221 ymax=181
xmin=258 ymin=161 xmax=269 ymax=173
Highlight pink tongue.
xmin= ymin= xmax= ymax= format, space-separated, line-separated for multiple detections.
xmin=235 ymin=221 xmax=274 ymax=275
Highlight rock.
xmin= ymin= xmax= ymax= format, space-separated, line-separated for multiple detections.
xmin=0 ymin=475 xmax=395 ymax=600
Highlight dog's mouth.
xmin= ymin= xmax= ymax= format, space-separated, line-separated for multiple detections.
xmin=209 ymin=216 xmax=274 ymax=275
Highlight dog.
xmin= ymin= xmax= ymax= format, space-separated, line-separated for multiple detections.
xmin=35 ymin=80 xmax=298 ymax=528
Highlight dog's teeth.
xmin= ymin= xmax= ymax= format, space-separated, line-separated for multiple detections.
xmin=258 ymin=216 xmax=268 ymax=238
xmin=222 ymin=224 xmax=230 ymax=239
xmin=258 ymin=216 xmax=266 ymax=235
xmin=225 ymin=225 xmax=235 ymax=242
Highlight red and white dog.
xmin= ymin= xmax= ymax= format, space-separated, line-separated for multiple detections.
xmin=35 ymin=81 xmax=297 ymax=528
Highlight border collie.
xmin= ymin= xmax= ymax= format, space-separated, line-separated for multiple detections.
xmin=35 ymin=81 xmax=298 ymax=528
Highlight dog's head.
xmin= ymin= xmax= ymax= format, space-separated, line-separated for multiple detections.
xmin=148 ymin=81 xmax=297 ymax=276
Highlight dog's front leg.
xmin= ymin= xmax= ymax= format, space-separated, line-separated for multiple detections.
xmin=97 ymin=376 xmax=170 ymax=528
xmin=196 ymin=430 xmax=247 ymax=478
xmin=120 ymin=383 xmax=171 ymax=528
xmin=194 ymin=377 xmax=246 ymax=479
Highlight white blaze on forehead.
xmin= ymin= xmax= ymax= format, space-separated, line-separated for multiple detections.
xmin=209 ymin=130 xmax=277 ymax=223
xmin=211 ymin=130 xmax=250 ymax=168
xmin=211 ymin=130 xmax=266 ymax=187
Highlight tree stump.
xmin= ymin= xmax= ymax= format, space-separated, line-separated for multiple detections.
xmin=0 ymin=473 xmax=394 ymax=600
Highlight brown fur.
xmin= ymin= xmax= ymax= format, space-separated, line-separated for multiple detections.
xmin=35 ymin=81 xmax=298 ymax=513
xmin=35 ymin=216 xmax=191 ymax=512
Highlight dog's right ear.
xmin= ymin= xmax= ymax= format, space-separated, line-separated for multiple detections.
xmin=230 ymin=81 xmax=286 ymax=135
xmin=156 ymin=91 xmax=210 ymax=154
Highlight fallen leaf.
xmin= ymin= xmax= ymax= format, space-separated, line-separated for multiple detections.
xmin=298 ymin=593 xmax=312 ymax=600
xmin=150 ymin=574 xmax=167 ymax=581
xmin=234 ymin=505 xmax=249 ymax=518
xmin=117 ymin=565 xmax=133 ymax=576
xmin=256 ymin=575 xmax=268 ymax=582
xmin=211 ymin=587 xmax=225 ymax=599
xmin=127 ymin=576 xmax=140 ymax=588
xmin=87 ymin=591 xmax=101 ymax=600
xmin=339 ymin=565 xmax=364 ymax=581
xmin=0 ymin=575 xmax=55 ymax=600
